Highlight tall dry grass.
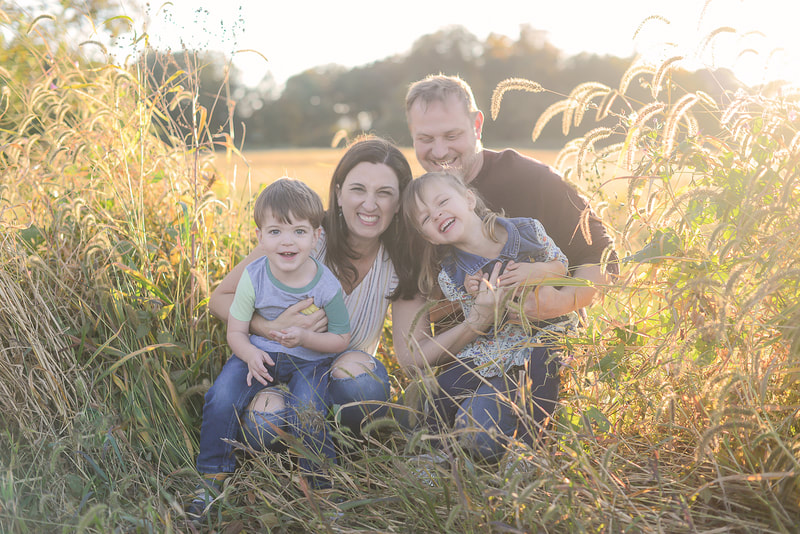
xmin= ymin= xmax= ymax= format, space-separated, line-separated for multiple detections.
xmin=1 ymin=5 xmax=800 ymax=534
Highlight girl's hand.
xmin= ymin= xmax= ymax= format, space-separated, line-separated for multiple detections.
xmin=464 ymin=272 xmax=483 ymax=296
xmin=270 ymin=326 xmax=305 ymax=348
xmin=466 ymin=262 xmax=509 ymax=331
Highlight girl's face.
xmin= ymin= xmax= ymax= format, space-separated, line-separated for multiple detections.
xmin=413 ymin=179 xmax=477 ymax=246
xmin=337 ymin=162 xmax=401 ymax=244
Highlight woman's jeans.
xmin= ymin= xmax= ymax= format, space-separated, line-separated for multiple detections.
xmin=241 ymin=352 xmax=390 ymax=452
xmin=196 ymin=351 xmax=335 ymax=486
xmin=426 ymin=346 xmax=560 ymax=463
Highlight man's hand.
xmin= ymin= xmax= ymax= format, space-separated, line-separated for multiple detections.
xmin=498 ymin=260 xmax=565 ymax=288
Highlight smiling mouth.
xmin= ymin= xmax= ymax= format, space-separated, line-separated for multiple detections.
xmin=439 ymin=218 xmax=455 ymax=233
xmin=358 ymin=213 xmax=379 ymax=224
xmin=278 ymin=252 xmax=298 ymax=258
xmin=433 ymin=157 xmax=457 ymax=168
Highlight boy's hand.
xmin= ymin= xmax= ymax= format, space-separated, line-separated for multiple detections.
xmin=270 ymin=326 xmax=306 ymax=349
xmin=243 ymin=349 xmax=274 ymax=386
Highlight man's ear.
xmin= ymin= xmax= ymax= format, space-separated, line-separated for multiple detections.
xmin=473 ymin=110 xmax=485 ymax=140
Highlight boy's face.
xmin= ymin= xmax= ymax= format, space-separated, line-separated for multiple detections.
xmin=256 ymin=210 xmax=321 ymax=277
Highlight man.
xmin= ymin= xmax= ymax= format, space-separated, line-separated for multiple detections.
xmin=391 ymin=75 xmax=618 ymax=452
xmin=405 ymin=74 xmax=618 ymax=322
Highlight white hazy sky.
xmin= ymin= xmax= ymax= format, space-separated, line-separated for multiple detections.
xmin=18 ymin=0 xmax=800 ymax=88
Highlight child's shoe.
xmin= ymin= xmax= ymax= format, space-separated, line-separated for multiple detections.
xmin=185 ymin=473 xmax=228 ymax=523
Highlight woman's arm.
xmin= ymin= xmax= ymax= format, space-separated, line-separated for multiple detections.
xmin=208 ymin=246 xmax=328 ymax=336
xmin=392 ymin=264 xmax=507 ymax=373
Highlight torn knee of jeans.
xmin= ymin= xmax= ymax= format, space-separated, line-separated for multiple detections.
xmin=330 ymin=360 xmax=375 ymax=380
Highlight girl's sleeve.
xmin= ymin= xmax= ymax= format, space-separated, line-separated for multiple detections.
xmin=530 ymin=219 xmax=569 ymax=269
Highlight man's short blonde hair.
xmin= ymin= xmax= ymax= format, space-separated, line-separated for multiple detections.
xmin=405 ymin=74 xmax=479 ymax=118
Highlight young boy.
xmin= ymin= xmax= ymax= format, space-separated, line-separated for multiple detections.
xmin=188 ymin=178 xmax=350 ymax=521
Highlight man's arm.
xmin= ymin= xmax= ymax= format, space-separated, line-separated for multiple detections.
xmin=515 ymin=264 xmax=609 ymax=320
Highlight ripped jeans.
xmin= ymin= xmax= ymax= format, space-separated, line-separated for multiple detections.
xmin=240 ymin=351 xmax=390 ymax=452
xmin=196 ymin=352 xmax=335 ymax=487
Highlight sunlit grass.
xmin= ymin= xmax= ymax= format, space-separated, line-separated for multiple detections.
xmin=2 ymin=5 xmax=799 ymax=533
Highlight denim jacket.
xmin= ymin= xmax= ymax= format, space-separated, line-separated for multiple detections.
xmin=440 ymin=216 xmax=567 ymax=286
xmin=437 ymin=216 xmax=578 ymax=377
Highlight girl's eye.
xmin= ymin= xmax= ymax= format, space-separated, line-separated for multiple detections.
xmin=269 ymin=229 xmax=279 ymax=235
xmin=295 ymin=229 xmax=306 ymax=235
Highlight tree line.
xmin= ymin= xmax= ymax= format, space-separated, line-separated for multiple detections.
xmin=143 ymin=24 xmax=742 ymax=150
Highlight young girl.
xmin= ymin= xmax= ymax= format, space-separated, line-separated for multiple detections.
xmin=401 ymin=171 xmax=578 ymax=462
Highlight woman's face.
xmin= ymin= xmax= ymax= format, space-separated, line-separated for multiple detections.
xmin=337 ymin=162 xmax=401 ymax=244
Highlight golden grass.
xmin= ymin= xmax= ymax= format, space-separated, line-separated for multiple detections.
xmin=210 ymin=147 xmax=560 ymax=206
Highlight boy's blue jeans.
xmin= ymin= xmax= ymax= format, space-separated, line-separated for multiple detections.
xmin=241 ymin=351 xmax=390 ymax=449
xmin=196 ymin=351 xmax=335 ymax=486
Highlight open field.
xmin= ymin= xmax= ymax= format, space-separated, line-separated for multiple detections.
xmin=210 ymin=147 xmax=561 ymax=205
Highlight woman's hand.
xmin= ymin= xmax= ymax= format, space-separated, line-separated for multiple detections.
xmin=257 ymin=298 xmax=328 ymax=338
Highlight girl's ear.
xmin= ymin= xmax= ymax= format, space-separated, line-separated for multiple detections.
xmin=466 ymin=189 xmax=477 ymax=211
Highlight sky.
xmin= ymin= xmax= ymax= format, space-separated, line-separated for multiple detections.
xmin=16 ymin=0 xmax=800 ymax=89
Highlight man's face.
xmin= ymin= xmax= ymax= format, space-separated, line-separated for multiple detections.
xmin=407 ymin=93 xmax=484 ymax=183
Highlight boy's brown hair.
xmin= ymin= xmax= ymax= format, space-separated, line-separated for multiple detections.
xmin=254 ymin=178 xmax=324 ymax=229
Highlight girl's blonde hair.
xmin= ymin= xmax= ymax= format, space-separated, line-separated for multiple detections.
xmin=402 ymin=171 xmax=501 ymax=297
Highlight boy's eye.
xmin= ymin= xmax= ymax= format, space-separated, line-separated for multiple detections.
xmin=268 ymin=229 xmax=280 ymax=235
xmin=295 ymin=228 xmax=307 ymax=235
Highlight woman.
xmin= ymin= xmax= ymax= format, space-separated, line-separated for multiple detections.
xmin=208 ymin=136 xmax=418 ymax=449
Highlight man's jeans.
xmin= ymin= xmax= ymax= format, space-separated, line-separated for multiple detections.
xmin=196 ymin=351 xmax=335 ymax=485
